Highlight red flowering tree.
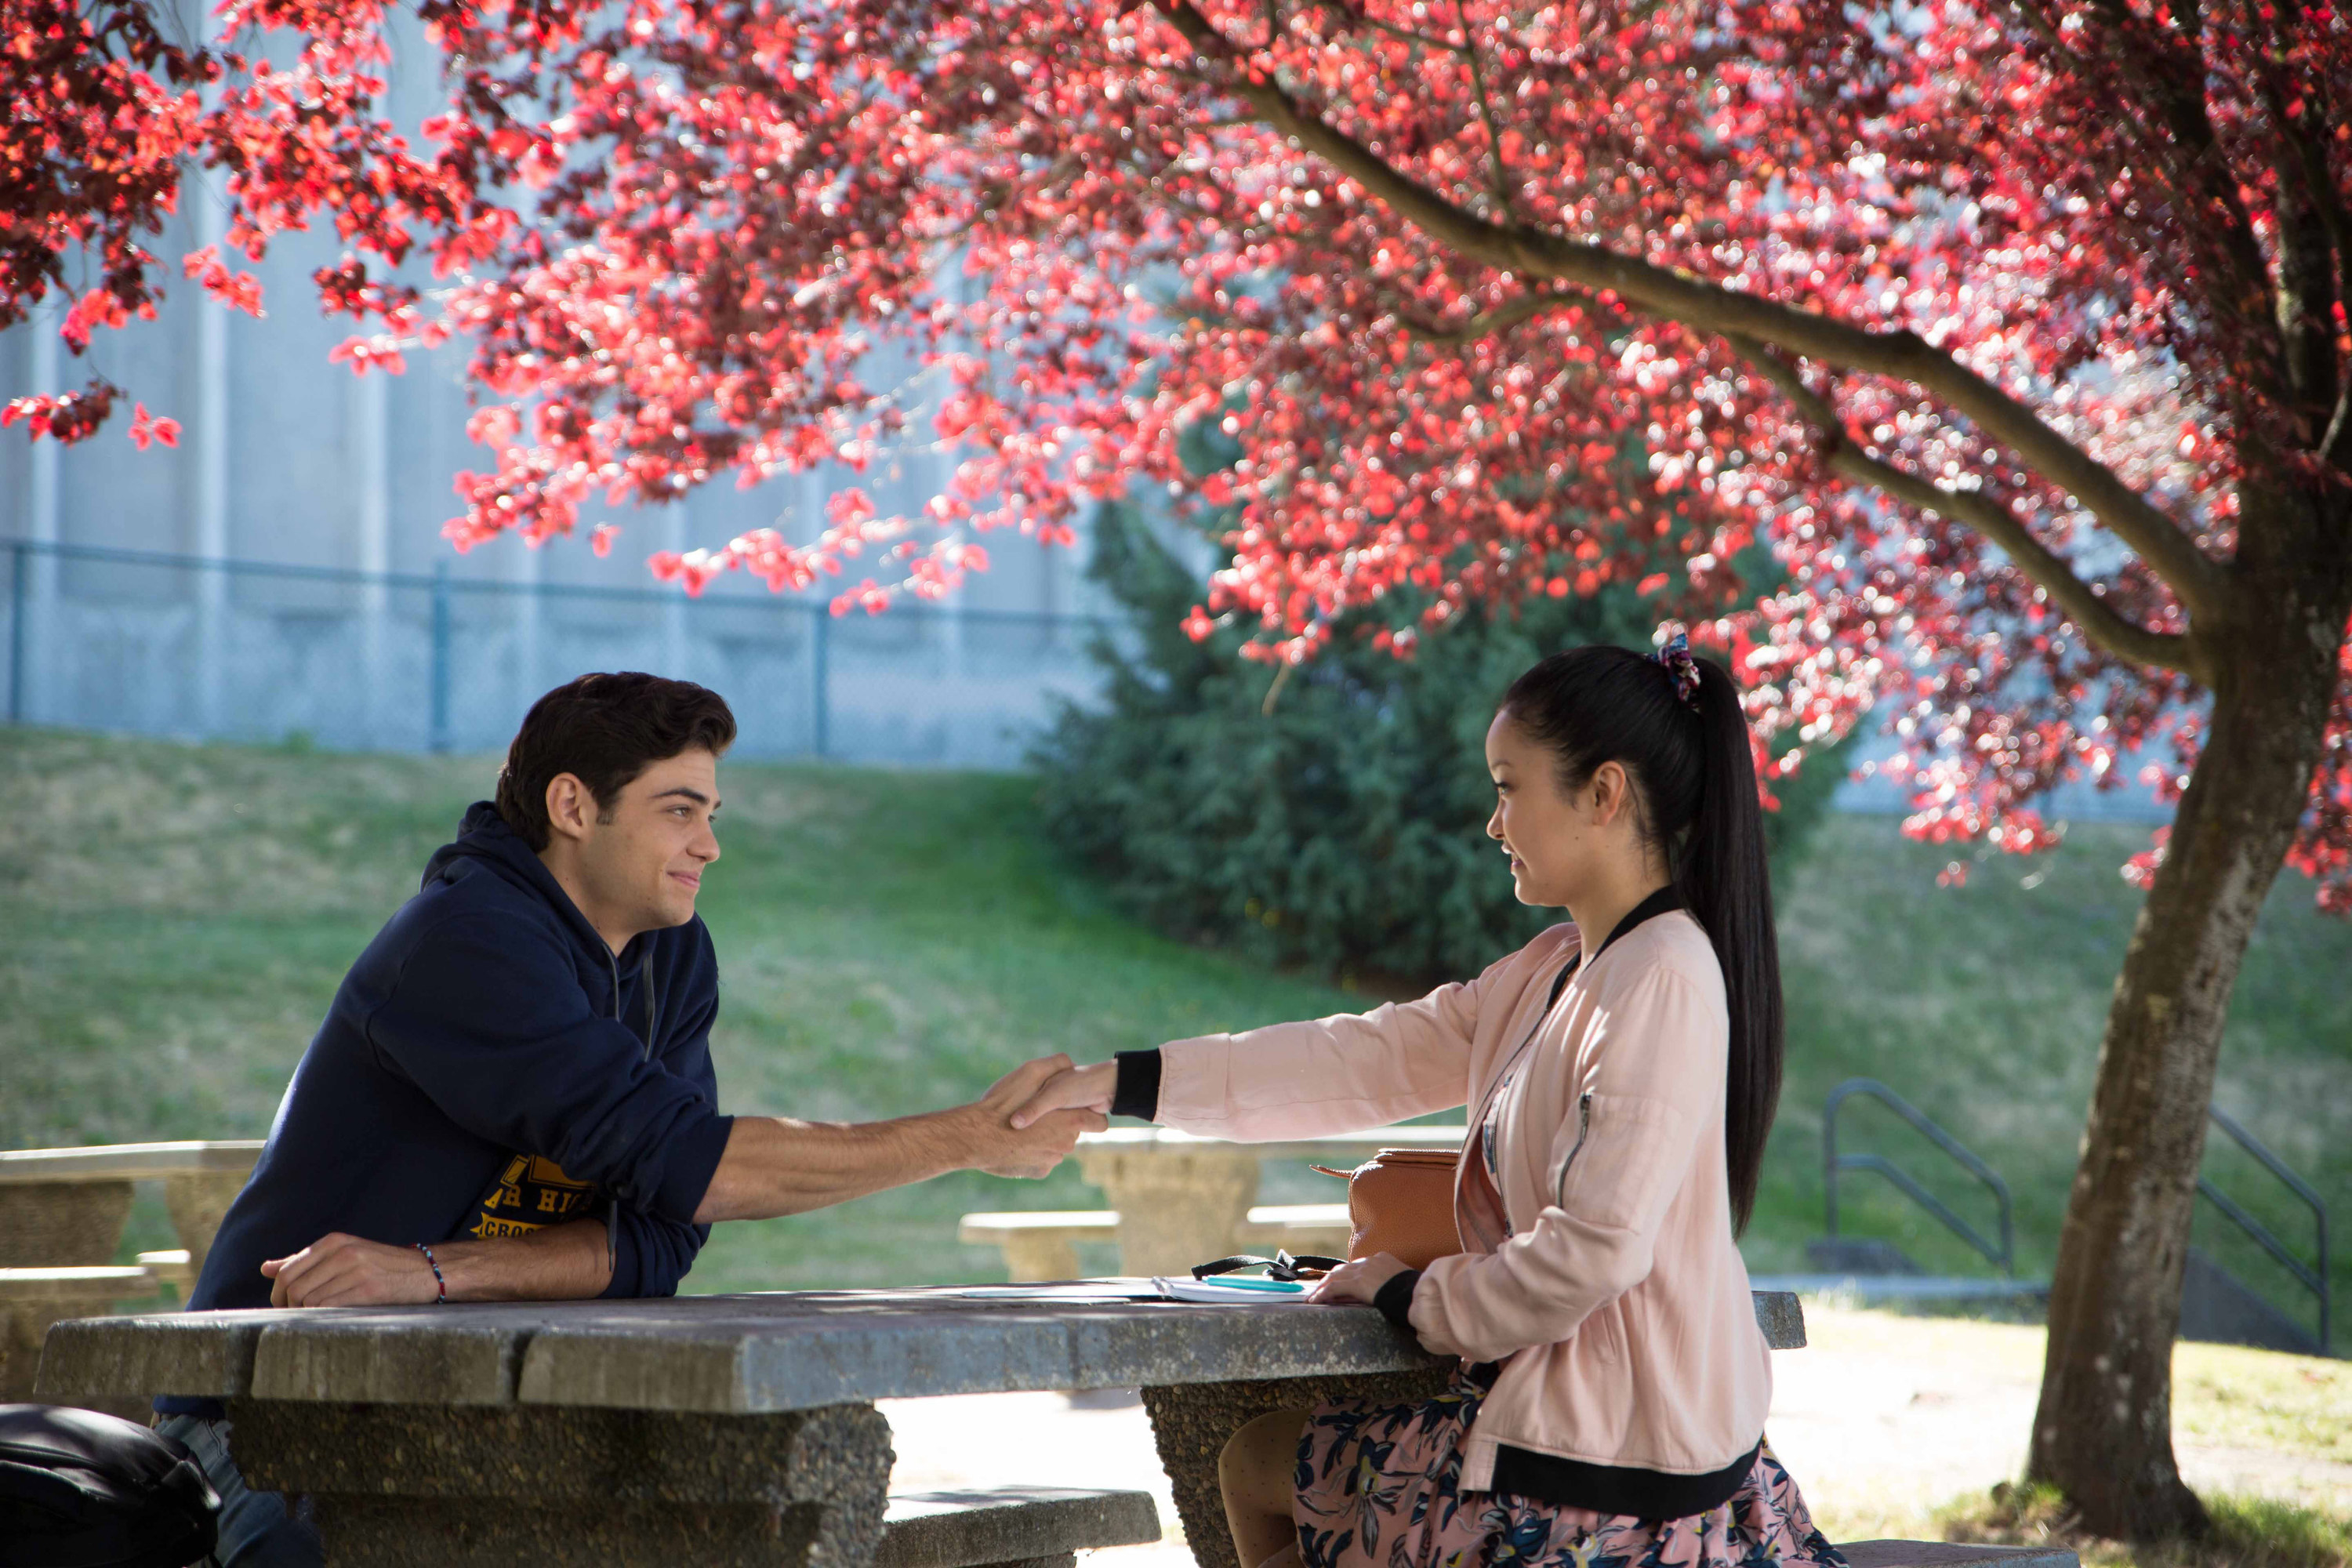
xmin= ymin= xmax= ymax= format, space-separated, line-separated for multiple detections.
xmin=10 ymin=0 xmax=2350 ymax=1536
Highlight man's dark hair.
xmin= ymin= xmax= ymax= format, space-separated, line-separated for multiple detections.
xmin=495 ymin=673 xmax=739 ymax=851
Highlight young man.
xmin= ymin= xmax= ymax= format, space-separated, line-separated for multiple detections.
xmin=159 ymin=672 xmax=1103 ymax=1566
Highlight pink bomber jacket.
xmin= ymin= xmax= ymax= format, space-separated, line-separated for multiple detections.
xmin=1155 ymin=911 xmax=1771 ymax=1491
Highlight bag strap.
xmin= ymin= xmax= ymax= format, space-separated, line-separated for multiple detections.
xmin=1190 ymin=1250 xmax=1345 ymax=1281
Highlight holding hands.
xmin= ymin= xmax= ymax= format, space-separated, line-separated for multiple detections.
xmin=1004 ymin=1054 xmax=1408 ymax=1312
xmin=971 ymin=1054 xmax=1111 ymax=1174
xmin=1007 ymin=1059 xmax=1116 ymax=1131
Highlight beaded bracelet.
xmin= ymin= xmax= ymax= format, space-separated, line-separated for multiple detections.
xmin=413 ymin=1241 xmax=448 ymax=1305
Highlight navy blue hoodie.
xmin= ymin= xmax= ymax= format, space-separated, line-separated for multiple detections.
xmin=172 ymin=801 xmax=735 ymax=1356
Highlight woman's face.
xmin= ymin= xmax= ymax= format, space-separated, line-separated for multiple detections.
xmin=1484 ymin=710 xmax=1592 ymax=907
xmin=1485 ymin=710 xmax=1646 ymax=908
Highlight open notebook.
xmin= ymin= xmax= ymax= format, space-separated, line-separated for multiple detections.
xmin=1150 ymin=1276 xmax=1318 ymax=1305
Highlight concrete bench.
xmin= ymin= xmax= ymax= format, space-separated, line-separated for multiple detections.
xmin=879 ymin=1486 xmax=1160 ymax=1568
xmin=135 ymin=1249 xmax=195 ymax=1294
xmin=959 ymin=1212 xmax=1120 ymax=1283
xmin=1235 ymin=1203 xmax=1351 ymax=1259
xmin=961 ymin=1205 xmax=1353 ymax=1282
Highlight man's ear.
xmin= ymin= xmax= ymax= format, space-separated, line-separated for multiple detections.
xmin=544 ymin=773 xmax=598 ymax=844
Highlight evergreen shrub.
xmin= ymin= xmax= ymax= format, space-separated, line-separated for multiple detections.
xmin=1033 ymin=503 xmax=1853 ymax=989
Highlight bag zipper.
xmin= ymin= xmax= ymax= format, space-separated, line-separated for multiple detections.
xmin=1553 ymin=1092 xmax=1594 ymax=1209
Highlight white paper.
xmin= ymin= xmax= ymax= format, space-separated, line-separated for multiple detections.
xmin=1151 ymin=1276 xmax=1319 ymax=1305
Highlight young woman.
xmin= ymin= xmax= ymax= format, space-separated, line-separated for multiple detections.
xmin=1012 ymin=633 xmax=1842 ymax=1568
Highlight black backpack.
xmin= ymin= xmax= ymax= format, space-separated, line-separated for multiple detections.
xmin=0 ymin=1405 xmax=218 ymax=1568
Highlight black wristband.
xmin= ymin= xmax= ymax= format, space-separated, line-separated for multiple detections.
xmin=1372 ymin=1268 xmax=1422 ymax=1331
xmin=1110 ymin=1049 xmax=1163 ymax=1121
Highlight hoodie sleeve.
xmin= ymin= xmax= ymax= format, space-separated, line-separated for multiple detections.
xmin=364 ymin=913 xmax=734 ymax=1226
xmin=601 ymin=937 xmax=721 ymax=1298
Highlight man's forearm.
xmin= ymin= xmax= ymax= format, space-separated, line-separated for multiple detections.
xmin=690 ymin=1055 xmax=1109 ymax=1224
xmin=694 ymin=1109 xmax=978 ymax=1223
xmin=431 ymin=1217 xmax=615 ymax=1302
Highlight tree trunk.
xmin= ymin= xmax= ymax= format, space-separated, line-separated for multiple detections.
xmin=2026 ymin=493 xmax=2352 ymax=1539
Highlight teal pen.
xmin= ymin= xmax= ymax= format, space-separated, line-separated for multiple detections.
xmin=1200 ymin=1277 xmax=1307 ymax=1292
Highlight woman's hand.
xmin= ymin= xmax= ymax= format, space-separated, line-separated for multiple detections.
xmin=1306 ymin=1251 xmax=1409 ymax=1305
xmin=1008 ymin=1060 xmax=1116 ymax=1130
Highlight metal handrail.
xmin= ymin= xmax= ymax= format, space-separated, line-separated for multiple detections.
xmin=1823 ymin=1077 xmax=2014 ymax=1276
xmin=2200 ymin=1105 xmax=2329 ymax=1354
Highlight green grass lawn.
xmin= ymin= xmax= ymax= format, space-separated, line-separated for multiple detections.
xmin=2 ymin=725 xmax=2346 ymax=1321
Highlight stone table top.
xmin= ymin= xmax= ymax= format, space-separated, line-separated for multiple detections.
xmin=39 ymin=1283 xmax=1804 ymax=1414
xmin=0 ymin=1141 xmax=265 ymax=1184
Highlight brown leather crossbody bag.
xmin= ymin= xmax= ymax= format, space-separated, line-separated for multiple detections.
xmin=1313 ymin=1147 xmax=1464 ymax=1269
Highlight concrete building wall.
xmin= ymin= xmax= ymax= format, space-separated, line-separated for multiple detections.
xmin=0 ymin=89 xmax=1109 ymax=766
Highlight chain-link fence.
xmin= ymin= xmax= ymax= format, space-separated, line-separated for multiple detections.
xmin=2 ymin=538 xmax=1122 ymax=768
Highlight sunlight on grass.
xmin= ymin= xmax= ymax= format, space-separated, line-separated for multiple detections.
xmin=1774 ymin=1307 xmax=2349 ymax=1559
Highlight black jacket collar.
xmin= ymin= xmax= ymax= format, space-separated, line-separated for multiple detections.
xmin=1587 ymin=883 xmax=1686 ymax=967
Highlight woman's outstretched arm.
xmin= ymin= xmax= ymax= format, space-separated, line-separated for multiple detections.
xmin=1011 ymin=932 xmax=1577 ymax=1138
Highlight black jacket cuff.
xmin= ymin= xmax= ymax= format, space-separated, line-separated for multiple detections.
xmin=1110 ymin=1050 xmax=1162 ymax=1121
xmin=1373 ymin=1268 xmax=1422 ymax=1331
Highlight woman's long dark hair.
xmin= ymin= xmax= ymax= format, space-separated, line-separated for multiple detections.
xmin=1500 ymin=643 xmax=1783 ymax=1233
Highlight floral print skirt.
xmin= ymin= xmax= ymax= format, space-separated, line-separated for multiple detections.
xmin=1292 ymin=1363 xmax=1846 ymax=1568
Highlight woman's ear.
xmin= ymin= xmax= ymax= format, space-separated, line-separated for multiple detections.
xmin=1586 ymin=759 xmax=1632 ymax=829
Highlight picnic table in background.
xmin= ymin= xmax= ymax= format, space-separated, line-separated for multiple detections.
xmin=0 ymin=1140 xmax=260 ymax=1401
xmin=964 ymin=1127 xmax=1468 ymax=1280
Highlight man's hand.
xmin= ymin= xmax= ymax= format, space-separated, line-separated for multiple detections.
xmin=262 ymin=1219 xmax=614 ymax=1306
xmin=970 ymin=1054 xmax=1109 ymax=1177
xmin=1007 ymin=1059 xmax=1116 ymax=1131
xmin=1306 ymin=1251 xmax=1409 ymax=1306
xmin=262 ymin=1233 xmax=438 ymax=1308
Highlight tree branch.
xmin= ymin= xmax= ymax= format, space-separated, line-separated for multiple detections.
xmin=2239 ymin=60 xmax=2347 ymax=434
xmin=1728 ymin=336 xmax=2211 ymax=684
xmin=1147 ymin=0 xmax=2230 ymax=629
xmin=2082 ymin=0 xmax=2281 ymax=386
xmin=1454 ymin=0 xmax=1512 ymax=216
xmin=2251 ymin=70 xmax=2352 ymax=464
xmin=1334 ymin=8 xmax=1468 ymax=55
xmin=1393 ymin=288 xmax=1580 ymax=346
xmin=2324 ymin=385 xmax=2352 ymax=472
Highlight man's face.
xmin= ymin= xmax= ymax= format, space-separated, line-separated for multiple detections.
xmin=567 ymin=749 xmax=722 ymax=937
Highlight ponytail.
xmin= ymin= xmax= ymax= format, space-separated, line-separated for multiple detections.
xmin=1679 ymin=656 xmax=1782 ymax=1234
xmin=1499 ymin=641 xmax=1785 ymax=1233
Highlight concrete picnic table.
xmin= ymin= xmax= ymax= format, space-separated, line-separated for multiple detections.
xmin=1076 ymin=1127 xmax=1466 ymax=1276
xmin=37 ymin=1283 xmax=1807 ymax=1568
